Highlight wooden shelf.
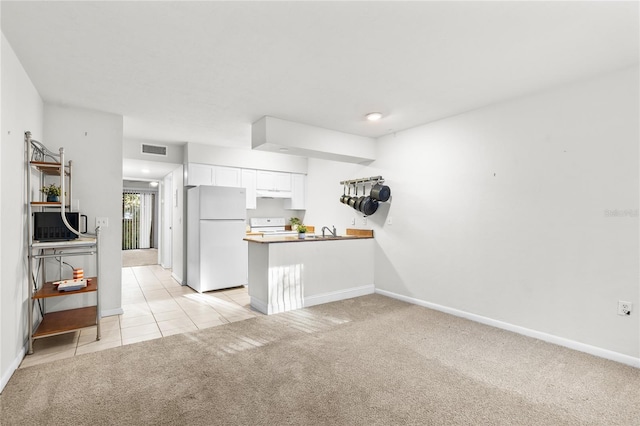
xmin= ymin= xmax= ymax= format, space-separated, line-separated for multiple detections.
xmin=33 ymin=277 xmax=97 ymax=299
xmin=33 ymin=306 xmax=97 ymax=338
xmin=30 ymin=161 xmax=70 ymax=176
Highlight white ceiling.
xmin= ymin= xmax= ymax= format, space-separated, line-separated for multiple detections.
xmin=122 ymin=157 xmax=182 ymax=181
xmin=2 ymin=1 xmax=638 ymax=155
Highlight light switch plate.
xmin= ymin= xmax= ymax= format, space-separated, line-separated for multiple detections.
xmin=96 ymin=217 xmax=109 ymax=228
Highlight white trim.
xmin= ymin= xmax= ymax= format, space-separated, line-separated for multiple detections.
xmin=1 ymin=345 xmax=26 ymax=393
xmin=305 ymin=285 xmax=375 ymax=308
xmin=376 ymin=288 xmax=640 ymax=368
xmin=251 ymin=286 xmax=375 ymax=315
xmin=101 ymin=307 xmax=124 ymax=317
xmin=250 ymin=297 xmax=268 ymax=315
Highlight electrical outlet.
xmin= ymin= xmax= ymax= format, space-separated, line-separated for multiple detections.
xmin=362 ymin=217 xmax=367 ymax=226
xmin=351 ymin=217 xmax=355 ymax=225
xmin=96 ymin=217 xmax=109 ymax=228
xmin=618 ymin=301 xmax=633 ymax=316
xmin=387 ymin=217 xmax=393 ymax=225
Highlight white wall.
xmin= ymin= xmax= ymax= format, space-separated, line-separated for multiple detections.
xmin=43 ymin=105 xmax=124 ymax=316
xmin=304 ymin=158 xmax=369 ymax=233
xmin=377 ymin=66 xmax=639 ymax=359
xmin=161 ymin=173 xmax=173 ymax=268
xmin=123 ymin=138 xmax=184 ymax=165
xmin=0 ymin=33 xmax=44 ymax=391
xmin=306 ymin=66 xmax=639 ymax=361
xmin=246 ymin=198 xmax=306 ymax=224
xmin=171 ymin=165 xmax=185 ymax=283
xmin=186 ymin=142 xmax=308 ymax=174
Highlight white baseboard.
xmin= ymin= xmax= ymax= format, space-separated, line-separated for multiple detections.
xmin=250 ymin=297 xmax=268 ymax=315
xmin=171 ymin=272 xmax=183 ymax=285
xmin=305 ymin=285 xmax=375 ymax=308
xmin=375 ymin=288 xmax=640 ymax=369
xmin=1 ymin=345 xmax=26 ymax=393
xmin=101 ymin=307 xmax=124 ymax=317
xmin=251 ymin=286 xmax=375 ymax=315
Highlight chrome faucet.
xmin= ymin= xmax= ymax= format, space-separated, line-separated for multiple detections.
xmin=322 ymin=226 xmax=337 ymax=238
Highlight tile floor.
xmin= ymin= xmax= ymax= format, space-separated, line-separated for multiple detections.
xmin=20 ymin=264 xmax=261 ymax=368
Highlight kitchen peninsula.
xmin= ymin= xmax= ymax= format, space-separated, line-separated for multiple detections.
xmin=244 ymin=230 xmax=374 ymax=314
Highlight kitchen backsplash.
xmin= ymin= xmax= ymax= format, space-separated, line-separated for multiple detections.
xmin=245 ymin=197 xmax=305 ymax=224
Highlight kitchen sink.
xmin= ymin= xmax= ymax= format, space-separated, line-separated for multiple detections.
xmin=309 ymin=235 xmax=346 ymax=240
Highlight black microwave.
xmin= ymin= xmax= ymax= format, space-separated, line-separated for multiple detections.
xmin=33 ymin=212 xmax=86 ymax=241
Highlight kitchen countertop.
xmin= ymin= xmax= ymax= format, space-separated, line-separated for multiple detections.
xmin=244 ymin=228 xmax=373 ymax=244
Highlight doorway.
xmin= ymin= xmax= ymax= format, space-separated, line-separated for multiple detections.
xmin=122 ymin=183 xmax=159 ymax=267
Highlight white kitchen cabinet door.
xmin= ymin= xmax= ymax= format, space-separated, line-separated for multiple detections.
xmin=284 ymin=173 xmax=306 ymax=210
xmin=214 ymin=166 xmax=242 ymax=187
xmin=241 ymin=169 xmax=257 ymax=209
xmin=187 ymin=163 xmax=213 ymax=186
xmin=256 ymin=170 xmax=275 ymax=190
xmin=274 ymin=172 xmax=292 ymax=191
xmin=256 ymin=170 xmax=292 ymax=191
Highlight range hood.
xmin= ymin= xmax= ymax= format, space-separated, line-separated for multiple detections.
xmin=256 ymin=189 xmax=292 ymax=199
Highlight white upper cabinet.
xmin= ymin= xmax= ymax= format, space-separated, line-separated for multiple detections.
xmin=241 ymin=169 xmax=257 ymax=209
xmin=187 ymin=164 xmax=297 ymax=209
xmin=256 ymin=170 xmax=292 ymax=191
xmin=284 ymin=173 xmax=306 ymax=210
xmin=213 ymin=166 xmax=241 ymax=187
xmin=187 ymin=163 xmax=213 ymax=186
xmin=275 ymin=172 xmax=292 ymax=191
xmin=186 ymin=163 xmax=242 ymax=188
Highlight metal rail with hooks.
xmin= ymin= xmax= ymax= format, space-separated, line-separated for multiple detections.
xmin=339 ymin=176 xmax=384 ymax=186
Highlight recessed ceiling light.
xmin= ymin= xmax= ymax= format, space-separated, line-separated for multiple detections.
xmin=366 ymin=112 xmax=383 ymax=121
xmin=141 ymin=168 xmax=150 ymax=173
xmin=149 ymin=181 xmax=159 ymax=187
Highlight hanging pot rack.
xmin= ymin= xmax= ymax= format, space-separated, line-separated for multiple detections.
xmin=339 ymin=176 xmax=390 ymax=216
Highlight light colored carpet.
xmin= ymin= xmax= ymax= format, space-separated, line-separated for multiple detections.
xmin=2 ymin=295 xmax=639 ymax=425
xmin=122 ymin=248 xmax=158 ymax=267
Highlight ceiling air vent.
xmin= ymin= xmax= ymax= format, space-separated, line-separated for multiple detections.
xmin=141 ymin=144 xmax=167 ymax=156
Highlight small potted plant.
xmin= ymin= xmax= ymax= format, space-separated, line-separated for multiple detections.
xmin=41 ymin=183 xmax=62 ymax=202
xmin=297 ymin=224 xmax=307 ymax=239
xmin=290 ymin=217 xmax=302 ymax=232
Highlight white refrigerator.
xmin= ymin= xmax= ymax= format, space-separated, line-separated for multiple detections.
xmin=187 ymin=185 xmax=248 ymax=293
